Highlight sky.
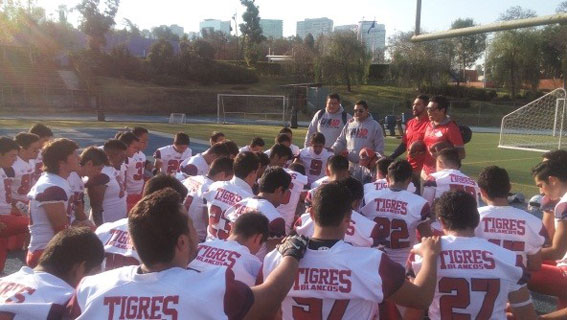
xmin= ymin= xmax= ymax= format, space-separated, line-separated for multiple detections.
xmin=38 ymin=0 xmax=565 ymax=40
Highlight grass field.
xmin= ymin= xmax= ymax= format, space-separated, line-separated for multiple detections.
xmin=0 ymin=119 xmax=542 ymax=196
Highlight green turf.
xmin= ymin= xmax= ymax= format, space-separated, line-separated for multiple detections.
xmin=0 ymin=119 xmax=542 ymax=196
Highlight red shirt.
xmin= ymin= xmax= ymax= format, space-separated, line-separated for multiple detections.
xmin=402 ymin=115 xmax=430 ymax=171
xmin=422 ymin=119 xmax=464 ymax=177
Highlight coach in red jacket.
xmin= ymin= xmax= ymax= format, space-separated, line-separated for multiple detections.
xmin=390 ymin=95 xmax=430 ymax=191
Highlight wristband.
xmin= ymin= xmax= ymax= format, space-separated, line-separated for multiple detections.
xmin=277 ymin=235 xmax=309 ymax=261
xmin=509 ymin=298 xmax=532 ymax=308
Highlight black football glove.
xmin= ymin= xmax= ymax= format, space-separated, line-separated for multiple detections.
xmin=277 ymin=235 xmax=309 ymax=261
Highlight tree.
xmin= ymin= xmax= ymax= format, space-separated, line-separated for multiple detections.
xmin=239 ymin=0 xmax=265 ymax=65
xmin=76 ymin=0 xmax=120 ymax=52
xmin=486 ymin=6 xmax=541 ymax=97
xmin=151 ymin=25 xmax=179 ymax=41
xmin=318 ymin=31 xmax=370 ymax=91
xmin=193 ymin=39 xmax=216 ymax=60
xmin=123 ymin=18 xmax=140 ymax=37
xmin=539 ymin=2 xmax=567 ymax=88
xmin=450 ymin=18 xmax=486 ymax=85
xmin=148 ymin=39 xmax=175 ymax=73
xmin=304 ymin=33 xmax=315 ymax=50
xmin=388 ymin=31 xmax=452 ymax=88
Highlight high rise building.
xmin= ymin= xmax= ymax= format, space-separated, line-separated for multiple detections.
xmin=169 ymin=24 xmax=185 ymax=38
xmin=357 ymin=21 xmax=386 ymax=52
xmin=199 ymin=19 xmax=231 ymax=36
xmin=260 ymin=19 xmax=283 ymax=39
xmin=334 ymin=25 xmax=358 ymax=33
xmin=296 ymin=18 xmax=333 ymax=39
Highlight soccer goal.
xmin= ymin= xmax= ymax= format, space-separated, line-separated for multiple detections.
xmin=499 ymin=88 xmax=567 ymax=152
xmin=217 ymin=94 xmax=287 ymax=125
xmin=169 ymin=113 xmax=186 ymax=124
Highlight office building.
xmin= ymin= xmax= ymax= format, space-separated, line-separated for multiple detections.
xmin=358 ymin=21 xmax=386 ymax=52
xmin=260 ymin=19 xmax=283 ymax=39
xmin=334 ymin=24 xmax=357 ymax=33
xmin=296 ymin=17 xmax=333 ymax=39
xmin=199 ymin=19 xmax=231 ymax=36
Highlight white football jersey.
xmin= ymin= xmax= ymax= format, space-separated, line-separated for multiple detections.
xmin=67 ymin=172 xmax=85 ymax=224
xmin=189 ymin=239 xmax=261 ymax=286
xmin=422 ymin=169 xmax=481 ymax=206
xmin=179 ymin=153 xmax=209 ymax=177
xmin=182 ymin=175 xmax=214 ymax=241
xmin=238 ymin=145 xmax=251 ymax=153
xmin=475 ymin=205 xmax=547 ymax=267
xmin=295 ymin=210 xmax=380 ymax=247
xmin=153 ymin=145 xmax=192 ymax=175
xmin=96 ymin=218 xmax=140 ymax=271
xmin=0 ymin=168 xmax=15 ymax=215
xmin=262 ymin=240 xmax=406 ymax=320
xmin=87 ymin=166 xmax=127 ymax=224
xmin=298 ymin=147 xmax=333 ymax=185
xmin=277 ymin=169 xmax=308 ymax=234
xmin=68 ymin=265 xmax=254 ymax=319
xmin=0 ymin=266 xmax=73 ymax=319
xmin=11 ymin=156 xmax=35 ymax=203
xmin=553 ymin=193 xmax=567 ymax=266
xmin=360 ymin=188 xmax=431 ymax=265
xmin=363 ymin=178 xmax=417 ymax=195
xmin=290 ymin=144 xmax=300 ymax=156
xmin=27 ymin=173 xmax=72 ymax=252
xmin=125 ymin=151 xmax=146 ymax=195
xmin=31 ymin=153 xmax=43 ymax=184
xmin=310 ymin=176 xmax=329 ymax=190
xmin=203 ymin=177 xmax=254 ymax=241
xmin=411 ymin=236 xmax=528 ymax=320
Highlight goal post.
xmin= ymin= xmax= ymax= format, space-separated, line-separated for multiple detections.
xmin=168 ymin=113 xmax=186 ymax=124
xmin=499 ymin=88 xmax=567 ymax=152
xmin=217 ymin=94 xmax=287 ymax=125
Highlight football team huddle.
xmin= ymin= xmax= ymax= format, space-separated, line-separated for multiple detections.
xmin=0 ymin=93 xmax=565 ymax=319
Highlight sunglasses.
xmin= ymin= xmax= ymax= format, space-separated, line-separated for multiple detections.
xmin=354 ymin=109 xmax=366 ymax=113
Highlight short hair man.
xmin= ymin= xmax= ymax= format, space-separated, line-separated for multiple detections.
xmin=153 ymin=132 xmax=192 ymax=175
xmin=95 ymin=173 xmax=188 ymax=271
xmin=267 ymin=144 xmax=293 ymax=167
xmin=332 ymin=100 xmax=384 ymax=165
xmin=408 ymin=191 xmax=537 ymax=320
xmin=360 ymin=159 xmax=432 ymax=266
xmin=204 ymin=152 xmax=259 ymax=240
xmin=526 ymin=160 xmax=567 ymax=308
xmin=117 ymin=132 xmax=145 ymax=211
xmin=182 ymin=157 xmax=234 ymax=242
xmin=296 ymin=177 xmax=382 ymax=248
xmin=422 ymin=95 xmax=465 ymax=178
xmin=0 ymin=228 xmax=104 ymax=318
xmin=279 ymin=127 xmax=300 ymax=156
xmin=310 ymin=154 xmax=349 ymax=190
xmin=422 ymin=148 xmax=480 ymax=207
xmin=29 ymin=123 xmax=53 ymax=183
xmin=0 ymin=137 xmax=28 ymax=272
xmin=12 ymin=133 xmax=41 ymax=208
xmin=189 ymin=212 xmax=269 ymax=286
xmin=296 ymin=132 xmax=333 ymax=186
xmin=221 ymin=140 xmax=239 ymax=159
xmin=69 ymin=188 xmax=309 ymax=319
xmin=474 ymin=166 xmax=546 ymax=272
xmin=87 ymin=140 xmax=128 ymax=227
xmin=179 ymin=142 xmax=229 ymax=177
xmin=27 ymin=139 xmax=80 ymax=268
xmin=239 ymin=137 xmax=265 ymax=153
xmin=209 ymin=131 xmax=225 ymax=146
xmin=226 ymin=167 xmax=290 ymax=259
xmin=263 ymin=181 xmax=440 ymax=319
xmin=390 ymin=95 xmax=430 ymax=190
xmin=304 ymin=93 xmax=352 ymax=148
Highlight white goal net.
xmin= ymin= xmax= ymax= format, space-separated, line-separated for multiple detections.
xmin=499 ymin=88 xmax=567 ymax=152
xmin=169 ymin=113 xmax=186 ymax=124
xmin=217 ymin=94 xmax=287 ymax=125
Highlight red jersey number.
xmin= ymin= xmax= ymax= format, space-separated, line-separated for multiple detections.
xmin=133 ymin=162 xmax=144 ymax=181
xmin=309 ymin=160 xmax=323 ymax=176
xmin=449 ymin=184 xmax=477 ymax=200
xmin=166 ymin=160 xmax=181 ymax=175
xmin=439 ymin=277 xmax=500 ymax=320
xmin=292 ymin=297 xmax=349 ymax=320
xmin=373 ymin=217 xmax=410 ymax=249
xmin=17 ymin=174 xmax=31 ymax=195
xmin=208 ymin=205 xmax=230 ymax=239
